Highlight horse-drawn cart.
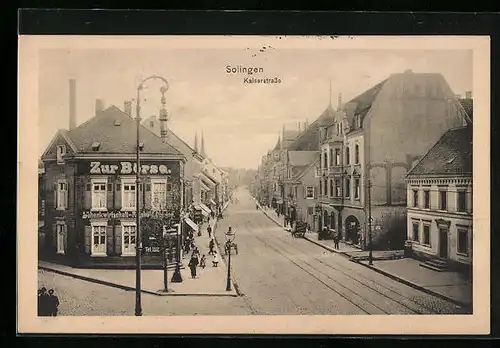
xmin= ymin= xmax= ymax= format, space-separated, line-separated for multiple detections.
xmin=291 ymin=221 xmax=307 ymax=238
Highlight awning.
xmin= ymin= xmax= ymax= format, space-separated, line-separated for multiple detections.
xmin=184 ymin=217 xmax=199 ymax=232
xmin=199 ymin=203 xmax=212 ymax=214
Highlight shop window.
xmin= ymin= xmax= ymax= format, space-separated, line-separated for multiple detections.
xmin=423 ymin=224 xmax=431 ymax=246
xmin=457 ymin=190 xmax=466 ymax=212
xmin=439 ymin=189 xmax=447 ymax=211
xmin=56 ymin=223 xmax=66 ymax=254
xmin=91 ymin=223 xmax=107 ymax=256
xmin=412 ymin=222 xmax=420 ymax=242
xmin=92 ymin=181 xmax=107 ymax=211
xmin=56 ymin=180 xmax=68 ymax=210
xmin=122 ymin=180 xmax=136 ymax=211
xmin=457 ymin=228 xmax=468 ymax=255
xmin=423 ymin=190 xmax=430 ymax=209
xmin=122 ymin=224 xmax=137 ymax=256
xmin=412 ymin=189 xmax=419 ymax=207
xmin=152 ymin=180 xmax=167 ymax=210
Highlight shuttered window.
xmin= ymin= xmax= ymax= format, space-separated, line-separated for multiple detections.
xmin=122 ymin=181 xmax=136 ymax=210
xmin=122 ymin=224 xmax=137 ymax=256
xmin=92 ymin=182 xmax=107 ymax=210
xmin=91 ymin=223 xmax=107 ymax=256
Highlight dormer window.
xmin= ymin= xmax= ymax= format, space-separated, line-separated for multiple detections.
xmin=91 ymin=142 xmax=100 ymax=151
xmin=56 ymin=145 xmax=66 ymax=164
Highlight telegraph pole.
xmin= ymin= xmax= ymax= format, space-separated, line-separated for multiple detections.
xmin=367 ymin=179 xmax=373 ymax=266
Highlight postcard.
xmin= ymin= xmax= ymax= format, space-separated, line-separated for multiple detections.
xmin=18 ymin=35 xmax=490 ymax=334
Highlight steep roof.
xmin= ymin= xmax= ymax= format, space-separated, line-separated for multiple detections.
xmin=407 ymin=126 xmax=472 ymax=176
xmin=345 ymin=78 xmax=388 ymax=129
xmin=66 ymin=106 xmax=183 ymax=156
xmin=288 ymin=151 xmax=318 ymax=167
xmin=287 ymin=105 xmax=336 ymax=151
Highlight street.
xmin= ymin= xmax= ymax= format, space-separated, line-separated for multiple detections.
xmin=38 ymin=186 xmax=466 ymax=315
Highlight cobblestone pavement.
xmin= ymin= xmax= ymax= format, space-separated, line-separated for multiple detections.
xmin=212 ymin=187 xmax=468 ymax=315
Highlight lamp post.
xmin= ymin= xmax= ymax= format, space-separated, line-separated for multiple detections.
xmin=135 ymin=74 xmax=170 ymax=316
xmin=367 ymin=179 xmax=373 ymax=266
xmin=171 ymin=222 xmax=183 ymax=283
xmin=225 ymin=227 xmax=236 ymax=291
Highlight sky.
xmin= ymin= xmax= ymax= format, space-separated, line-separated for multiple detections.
xmin=38 ymin=48 xmax=472 ymax=169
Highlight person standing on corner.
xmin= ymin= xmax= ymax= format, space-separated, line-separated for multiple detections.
xmin=188 ymin=254 xmax=199 ymax=279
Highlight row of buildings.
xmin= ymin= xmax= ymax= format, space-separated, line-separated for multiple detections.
xmin=38 ymin=79 xmax=230 ymax=268
xmin=255 ymin=70 xmax=473 ymax=270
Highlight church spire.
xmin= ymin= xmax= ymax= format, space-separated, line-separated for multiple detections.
xmin=337 ymin=92 xmax=343 ymax=111
xmin=201 ymin=130 xmax=206 ymax=157
xmin=194 ymin=132 xmax=198 ymax=152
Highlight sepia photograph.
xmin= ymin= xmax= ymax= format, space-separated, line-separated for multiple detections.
xmin=18 ymin=35 xmax=490 ymax=334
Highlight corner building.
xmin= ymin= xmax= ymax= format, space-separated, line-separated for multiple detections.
xmin=40 ymin=105 xmax=186 ymax=268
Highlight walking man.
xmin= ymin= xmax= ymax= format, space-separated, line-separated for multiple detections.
xmin=188 ymin=255 xmax=199 ymax=279
xmin=334 ymin=234 xmax=340 ymax=249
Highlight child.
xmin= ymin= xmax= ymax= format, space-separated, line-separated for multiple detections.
xmin=212 ymin=251 xmax=219 ymax=267
xmin=200 ymin=254 xmax=207 ymax=269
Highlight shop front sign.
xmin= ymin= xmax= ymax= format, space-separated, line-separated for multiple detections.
xmin=82 ymin=210 xmax=173 ymax=220
xmin=89 ymin=161 xmax=172 ymax=175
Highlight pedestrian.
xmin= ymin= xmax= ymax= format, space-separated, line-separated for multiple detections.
xmin=38 ymin=287 xmax=49 ymax=316
xmin=334 ymin=234 xmax=340 ymax=249
xmin=200 ymin=254 xmax=207 ymax=269
xmin=207 ymin=225 xmax=212 ymax=239
xmin=47 ymin=289 xmax=60 ymax=316
xmin=212 ymin=250 xmax=219 ymax=267
xmin=209 ymin=239 xmax=215 ymax=255
xmin=188 ymin=255 xmax=199 ymax=278
xmin=192 ymin=246 xmax=200 ymax=259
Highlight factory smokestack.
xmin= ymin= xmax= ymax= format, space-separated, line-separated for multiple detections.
xmin=69 ymin=79 xmax=77 ymax=130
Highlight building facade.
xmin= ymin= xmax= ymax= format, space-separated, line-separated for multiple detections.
xmin=40 ymin=104 xmax=186 ymax=268
xmin=317 ymin=71 xmax=469 ymax=250
xmin=405 ymin=126 xmax=472 ymax=270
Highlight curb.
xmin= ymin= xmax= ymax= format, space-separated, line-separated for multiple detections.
xmin=351 ymin=259 xmax=471 ymax=310
xmin=302 ymin=236 xmax=351 ymax=259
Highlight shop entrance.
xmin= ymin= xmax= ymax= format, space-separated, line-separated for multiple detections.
xmin=345 ymin=215 xmax=360 ymax=243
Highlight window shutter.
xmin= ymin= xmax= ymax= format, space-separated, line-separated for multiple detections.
xmin=84 ymin=225 xmax=92 ymax=255
xmin=63 ymin=224 xmax=68 ymax=254
xmin=115 ymin=179 xmax=122 ymax=210
xmin=107 ymin=179 xmax=114 ymax=210
xmin=52 ymin=223 xmax=57 ymax=251
xmin=114 ymin=225 xmax=122 ymax=256
xmin=144 ymin=179 xmax=152 ymax=210
xmin=106 ymin=225 xmax=114 ymax=256
xmin=53 ymin=183 xmax=58 ymax=209
xmin=84 ymin=182 xmax=92 ymax=210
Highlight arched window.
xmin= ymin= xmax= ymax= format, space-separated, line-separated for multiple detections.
xmin=355 ymin=144 xmax=360 ymax=164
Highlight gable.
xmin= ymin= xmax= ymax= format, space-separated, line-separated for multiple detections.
xmin=41 ymin=131 xmax=77 ymax=160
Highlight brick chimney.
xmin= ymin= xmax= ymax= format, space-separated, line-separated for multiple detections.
xmin=69 ymin=79 xmax=77 ymax=130
xmin=95 ymin=99 xmax=105 ymax=116
xmin=124 ymin=100 xmax=132 ymax=116
xmin=465 ymin=91 xmax=472 ymax=99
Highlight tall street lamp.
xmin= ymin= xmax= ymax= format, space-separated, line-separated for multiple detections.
xmin=135 ymin=74 xmax=170 ymax=317
xmin=171 ymin=222 xmax=183 ymax=283
xmin=225 ymin=227 xmax=236 ymax=291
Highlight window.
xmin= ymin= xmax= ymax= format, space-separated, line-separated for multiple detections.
xmin=355 ymin=144 xmax=360 ymax=164
xmin=307 ymin=206 xmax=314 ymax=215
xmin=457 ymin=190 xmax=466 ymax=212
xmin=294 ymin=186 xmax=298 ymax=198
xmin=91 ymin=223 xmax=107 ymax=256
xmin=345 ymin=177 xmax=351 ymax=198
xmin=56 ymin=223 xmax=66 ymax=254
xmin=439 ymin=189 xmax=447 ymax=210
xmin=122 ymin=181 xmax=136 ymax=210
xmin=56 ymin=181 xmax=68 ymax=210
xmin=412 ymin=222 xmax=420 ymax=242
xmin=149 ymin=121 xmax=154 ymax=128
xmin=412 ymin=189 xmax=419 ymax=207
xmin=346 ymin=147 xmax=350 ymax=165
xmin=335 ymin=149 xmax=340 ymax=165
xmin=152 ymin=180 xmax=167 ymax=210
xmin=457 ymin=228 xmax=468 ymax=255
xmin=423 ymin=190 xmax=430 ymax=209
xmin=92 ymin=181 xmax=107 ymax=210
xmin=323 ymin=151 xmax=328 ymax=168
xmin=319 ymin=180 xmax=323 ymax=196
xmin=423 ymin=224 xmax=431 ymax=246
xmin=56 ymin=145 xmax=66 ymax=164
xmin=122 ymin=224 xmax=137 ymax=256
xmin=329 ymin=149 xmax=333 ymax=167
xmin=329 ymin=179 xmax=334 ymax=197
xmin=354 ymin=178 xmax=360 ymax=199
xmin=335 ymin=179 xmax=341 ymax=197
xmin=306 ymin=186 xmax=314 ymax=199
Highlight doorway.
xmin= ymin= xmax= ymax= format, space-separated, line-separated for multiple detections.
xmin=439 ymin=228 xmax=448 ymax=259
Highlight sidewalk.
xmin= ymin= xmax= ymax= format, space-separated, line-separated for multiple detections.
xmin=357 ymin=258 xmax=472 ymax=308
xmin=39 ymin=208 xmax=237 ymax=297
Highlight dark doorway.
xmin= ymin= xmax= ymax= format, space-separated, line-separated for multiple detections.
xmin=345 ymin=215 xmax=360 ymax=243
xmin=439 ymin=228 xmax=448 ymax=259
xmin=330 ymin=212 xmax=336 ymax=231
